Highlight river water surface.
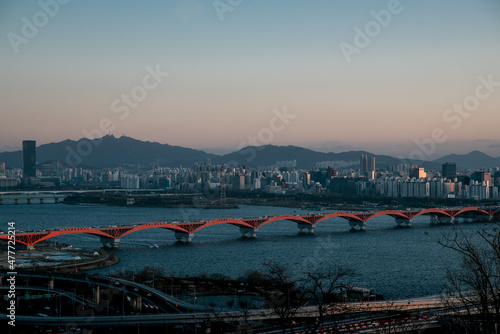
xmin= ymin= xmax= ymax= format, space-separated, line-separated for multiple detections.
xmin=0 ymin=202 xmax=489 ymax=300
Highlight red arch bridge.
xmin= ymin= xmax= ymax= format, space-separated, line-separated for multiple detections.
xmin=1 ymin=206 xmax=499 ymax=248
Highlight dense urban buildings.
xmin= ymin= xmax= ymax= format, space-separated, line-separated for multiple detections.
xmin=2 ymin=151 xmax=499 ymax=201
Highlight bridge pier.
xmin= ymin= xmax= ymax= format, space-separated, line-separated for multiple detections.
xmin=132 ymin=296 xmax=142 ymax=312
xmin=455 ymin=216 xmax=476 ymax=224
xmin=14 ymin=199 xmax=18 ymax=205
xmin=100 ymin=237 xmax=120 ymax=248
xmin=40 ymin=198 xmax=44 ymax=204
xmin=297 ymin=223 xmax=315 ymax=234
xmin=474 ymin=215 xmax=491 ymax=222
xmin=239 ymin=227 xmax=258 ymax=238
xmin=349 ymin=220 xmax=365 ymax=231
xmin=93 ymin=285 xmax=100 ymax=303
xmin=395 ymin=218 xmax=412 ymax=227
xmin=54 ymin=197 xmax=59 ymax=203
xmin=27 ymin=198 xmax=31 ymax=204
xmin=439 ymin=216 xmax=454 ymax=224
xmin=174 ymin=232 xmax=194 ymax=242
xmin=431 ymin=215 xmax=454 ymax=225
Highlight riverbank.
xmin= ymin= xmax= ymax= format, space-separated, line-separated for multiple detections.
xmin=0 ymin=243 xmax=120 ymax=273
xmin=63 ymin=192 xmax=239 ymax=209
xmin=61 ymin=190 xmax=488 ymax=211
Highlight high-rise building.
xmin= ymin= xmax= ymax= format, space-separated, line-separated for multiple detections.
xmin=409 ymin=167 xmax=427 ymax=179
xmin=232 ymin=174 xmax=245 ymax=190
xmin=41 ymin=164 xmax=53 ymax=176
xmin=442 ymin=162 xmax=457 ymax=179
xmin=22 ymin=140 xmax=36 ymax=178
xmin=494 ymin=171 xmax=500 ymax=186
xmin=303 ymin=172 xmax=311 ymax=187
xmin=0 ymin=162 xmax=5 ymax=175
xmin=360 ymin=155 xmax=368 ymax=176
xmin=53 ymin=160 xmax=64 ymax=178
xmin=360 ymin=154 xmax=375 ymax=176
xmin=472 ymin=171 xmax=492 ymax=187
xmin=369 ymin=156 xmax=376 ymax=172
xmin=327 ymin=166 xmax=338 ymax=177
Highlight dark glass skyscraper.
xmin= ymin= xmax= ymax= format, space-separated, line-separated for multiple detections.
xmin=442 ymin=162 xmax=457 ymax=179
xmin=23 ymin=140 xmax=36 ymax=178
xmin=360 ymin=154 xmax=367 ymax=175
xmin=360 ymin=154 xmax=375 ymax=176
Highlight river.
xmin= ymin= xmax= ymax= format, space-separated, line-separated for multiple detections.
xmin=0 ymin=202 xmax=488 ymax=300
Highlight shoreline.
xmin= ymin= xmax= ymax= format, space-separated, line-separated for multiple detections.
xmin=0 ymin=244 xmax=120 ymax=273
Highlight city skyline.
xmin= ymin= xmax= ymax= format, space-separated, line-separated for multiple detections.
xmin=1 ymin=1 xmax=500 ymax=158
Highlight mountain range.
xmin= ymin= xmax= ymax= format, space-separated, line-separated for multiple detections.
xmin=0 ymin=135 xmax=498 ymax=170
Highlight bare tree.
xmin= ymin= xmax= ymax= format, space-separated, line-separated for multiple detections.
xmin=261 ymin=260 xmax=302 ymax=334
xmin=300 ymin=265 xmax=355 ymax=332
xmin=236 ymin=300 xmax=252 ymax=334
xmin=439 ymin=225 xmax=500 ymax=333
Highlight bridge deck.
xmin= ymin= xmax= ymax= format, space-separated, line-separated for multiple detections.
xmin=1 ymin=206 xmax=498 ymax=246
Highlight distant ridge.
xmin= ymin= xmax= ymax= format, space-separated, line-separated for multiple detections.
xmin=0 ymin=136 xmax=497 ymax=170
xmin=433 ymin=151 xmax=500 ymax=169
xmin=215 ymin=145 xmax=401 ymax=169
xmin=0 ymin=135 xmax=216 ymax=169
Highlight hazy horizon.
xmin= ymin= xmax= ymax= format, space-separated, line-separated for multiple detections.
xmin=1 ymin=0 xmax=500 ymax=159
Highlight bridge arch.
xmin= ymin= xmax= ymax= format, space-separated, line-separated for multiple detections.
xmin=191 ymin=218 xmax=253 ymax=232
xmin=411 ymin=208 xmax=453 ymax=219
xmin=117 ymin=222 xmax=189 ymax=239
xmin=362 ymin=210 xmax=411 ymax=222
xmin=252 ymin=215 xmax=314 ymax=230
xmin=315 ymin=212 xmax=364 ymax=225
xmin=6 ymin=228 xmax=115 ymax=246
xmin=452 ymin=207 xmax=490 ymax=217
xmin=4 ymin=206 xmax=499 ymax=247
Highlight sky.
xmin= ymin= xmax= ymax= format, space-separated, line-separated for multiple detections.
xmin=1 ymin=0 xmax=500 ymax=159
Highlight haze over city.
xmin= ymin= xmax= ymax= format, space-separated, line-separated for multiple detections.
xmin=1 ymin=0 xmax=500 ymax=158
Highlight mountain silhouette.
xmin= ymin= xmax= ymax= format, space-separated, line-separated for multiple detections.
xmin=433 ymin=150 xmax=500 ymax=169
xmin=0 ymin=135 xmax=216 ymax=169
xmin=0 ymin=136 xmax=497 ymax=170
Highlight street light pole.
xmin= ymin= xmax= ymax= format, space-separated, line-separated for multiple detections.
xmin=167 ymin=277 xmax=174 ymax=296
xmin=149 ymin=270 xmax=155 ymax=289
xmin=194 ymin=284 xmax=197 ymax=334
